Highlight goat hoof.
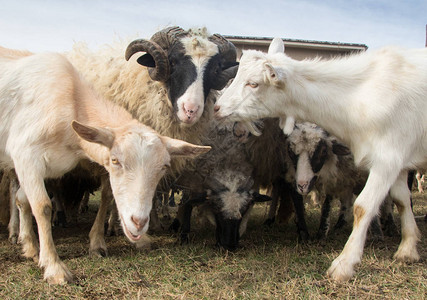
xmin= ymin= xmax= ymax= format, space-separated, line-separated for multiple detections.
xmin=44 ymin=262 xmax=74 ymax=284
xmin=90 ymin=248 xmax=108 ymax=258
xmin=394 ymin=247 xmax=420 ymax=263
xmin=326 ymin=256 xmax=355 ymax=282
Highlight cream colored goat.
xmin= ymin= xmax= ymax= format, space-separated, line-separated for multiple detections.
xmin=0 ymin=47 xmax=210 ymax=284
xmin=214 ymin=38 xmax=426 ymax=281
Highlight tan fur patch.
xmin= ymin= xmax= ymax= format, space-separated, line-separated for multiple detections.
xmin=394 ymin=202 xmax=404 ymax=214
xmin=353 ymin=205 xmax=365 ymax=228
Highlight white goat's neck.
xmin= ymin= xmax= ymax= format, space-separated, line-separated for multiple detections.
xmin=276 ymin=54 xmax=371 ymax=145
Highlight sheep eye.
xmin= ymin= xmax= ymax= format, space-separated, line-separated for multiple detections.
xmin=246 ymin=81 xmax=258 ymax=88
xmin=162 ymin=164 xmax=171 ymax=171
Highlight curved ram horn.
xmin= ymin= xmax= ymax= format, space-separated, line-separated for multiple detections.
xmin=125 ymin=26 xmax=187 ymax=82
xmin=208 ymin=33 xmax=239 ymax=90
xmin=208 ymin=33 xmax=237 ymax=63
xmin=125 ymin=39 xmax=170 ymax=82
xmin=150 ymin=26 xmax=187 ymax=50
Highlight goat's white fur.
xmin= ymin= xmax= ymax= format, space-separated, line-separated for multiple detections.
xmin=215 ymin=38 xmax=426 ymax=281
xmin=66 ymin=31 xmax=220 ymax=249
xmin=0 ymin=47 xmax=210 ymax=283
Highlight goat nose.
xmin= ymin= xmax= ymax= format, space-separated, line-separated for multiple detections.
xmin=214 ymin=105 xmax=220 ymax=113
xmin=131 ymin=216 xmax=148 ymax=231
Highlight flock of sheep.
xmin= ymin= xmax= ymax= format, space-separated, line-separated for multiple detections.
xmin=0 ymin=26 xmax=425 ymax=285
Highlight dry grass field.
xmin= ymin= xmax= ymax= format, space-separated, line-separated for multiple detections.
xmin=0 ymin=180 xmax=426 ymax=299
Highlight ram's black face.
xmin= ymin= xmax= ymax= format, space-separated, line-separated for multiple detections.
xmin=164 ymin=40 xmax=237 ymax=126
xmin=127 ymin=28 xmax=238 ymax=126
xmin=167 ymin=42 xmax=197 ymax=108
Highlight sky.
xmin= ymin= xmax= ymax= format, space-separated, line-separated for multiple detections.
xmin=0 ymin=0 xmax=426 ymax=53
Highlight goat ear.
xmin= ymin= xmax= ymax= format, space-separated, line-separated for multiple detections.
xmin=265 ymin=63 xmax=284 ymax=85
xmin=332 ymin=140 xmax=351 ymax=156
xmin=268 ymin=37 xmax=285 ymax=54
xmin=160 ymin=136 xmax=211 ymax=158
xmin=72 ymin=121 xmax=115 ymax=149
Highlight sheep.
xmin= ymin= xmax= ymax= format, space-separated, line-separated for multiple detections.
xmin=67 ymin=26 xmax=237 ymax=150
xmin=0 ymin=47 xmax=210 ymax=283
xmin=237 ymin=118 xmax=307 ymax=240
xmin=170 ymin=122 xmax=271 ymax=250
xmin=65 ymin=26 xmax=238 ymax=251
xmin=213 ymin=37 xmax=426 ymax=281
xmin=285 ymin=122 xmax=395 ymax=239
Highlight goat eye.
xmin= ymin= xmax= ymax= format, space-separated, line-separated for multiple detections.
xmin=162 ymin=164 xmax=171 ymax=171
xmin=246 ymin=81 xmax=258 ymax=88
xmin=111 ymin=158 xmax=121 ymax=166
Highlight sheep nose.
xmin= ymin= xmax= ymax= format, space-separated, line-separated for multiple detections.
xmin=184 ymin=104 xmax=199 ymax=117
xmin=297 ymin=182 xmax=308 ymax=192
xmin=214 ymin=105 xmax=220 ymax=113
xmin=131 ymin=216 xmax=148 ymax=231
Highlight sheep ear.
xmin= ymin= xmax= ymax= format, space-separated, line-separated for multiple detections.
xmin=160 ymin=136 xmax=211 ymax=158
xmin=137 ymin=53 xmax=156 ymax=68
xmin=72 ymin=120 xmax=115 ymax=149
xmin=251 ymin=191 xmax=272 ymax=203
xmin=265 ymin=63 xmax=284 ymax=85
xmin=268 ymin=37 xmax=285 ymax=54
xmin=332 ymin=140 xmax=351 ymax=156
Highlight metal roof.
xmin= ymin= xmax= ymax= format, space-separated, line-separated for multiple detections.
xmin=224 ymin=35 xmax=368 ymax=51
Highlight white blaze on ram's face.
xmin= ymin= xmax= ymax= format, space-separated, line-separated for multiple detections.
xmin=215 ymin=37 xmax=287 ymax=124
xmin=107 ymin=128 xmax=170 ymax=242
xmin=176 ymin=36 xmax=218 ymax=125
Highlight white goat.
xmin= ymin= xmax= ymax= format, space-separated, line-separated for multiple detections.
xmin=0 ymin=47 xmax=210 ymax=284
xmin=214 ymin=38 xmax=426 ymax=281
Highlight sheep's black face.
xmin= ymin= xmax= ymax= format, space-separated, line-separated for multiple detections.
xmin=214 ymin=215 xmax=241 ymax=251
xmin=288 ymin=139 xmax=327 ymax=195
xmin=167 ymin=53 xmax=231 ymax=106
xmin=207 ymin=189 xmax=253 ymax=251
xmin=167 ymin=43 xmax=198 ymax=107
xmin=164 ymin=40 xmax=237 ymax=125
xmin=310 ymin=140 xmax=328 ymax=173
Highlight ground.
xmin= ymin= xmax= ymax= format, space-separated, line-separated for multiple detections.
xmin=0 ymin=183 xmax=426 ymax=299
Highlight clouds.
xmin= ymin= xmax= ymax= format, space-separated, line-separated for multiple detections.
xmin=0 ymin=0 xmax=425 ymax=52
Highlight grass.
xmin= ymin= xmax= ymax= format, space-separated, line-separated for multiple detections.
xmin=0 ymin=184 xmax=426 ymax=299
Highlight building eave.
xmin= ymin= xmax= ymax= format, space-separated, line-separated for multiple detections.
xmin=224 ymin=35 xmax=368 ymax=52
